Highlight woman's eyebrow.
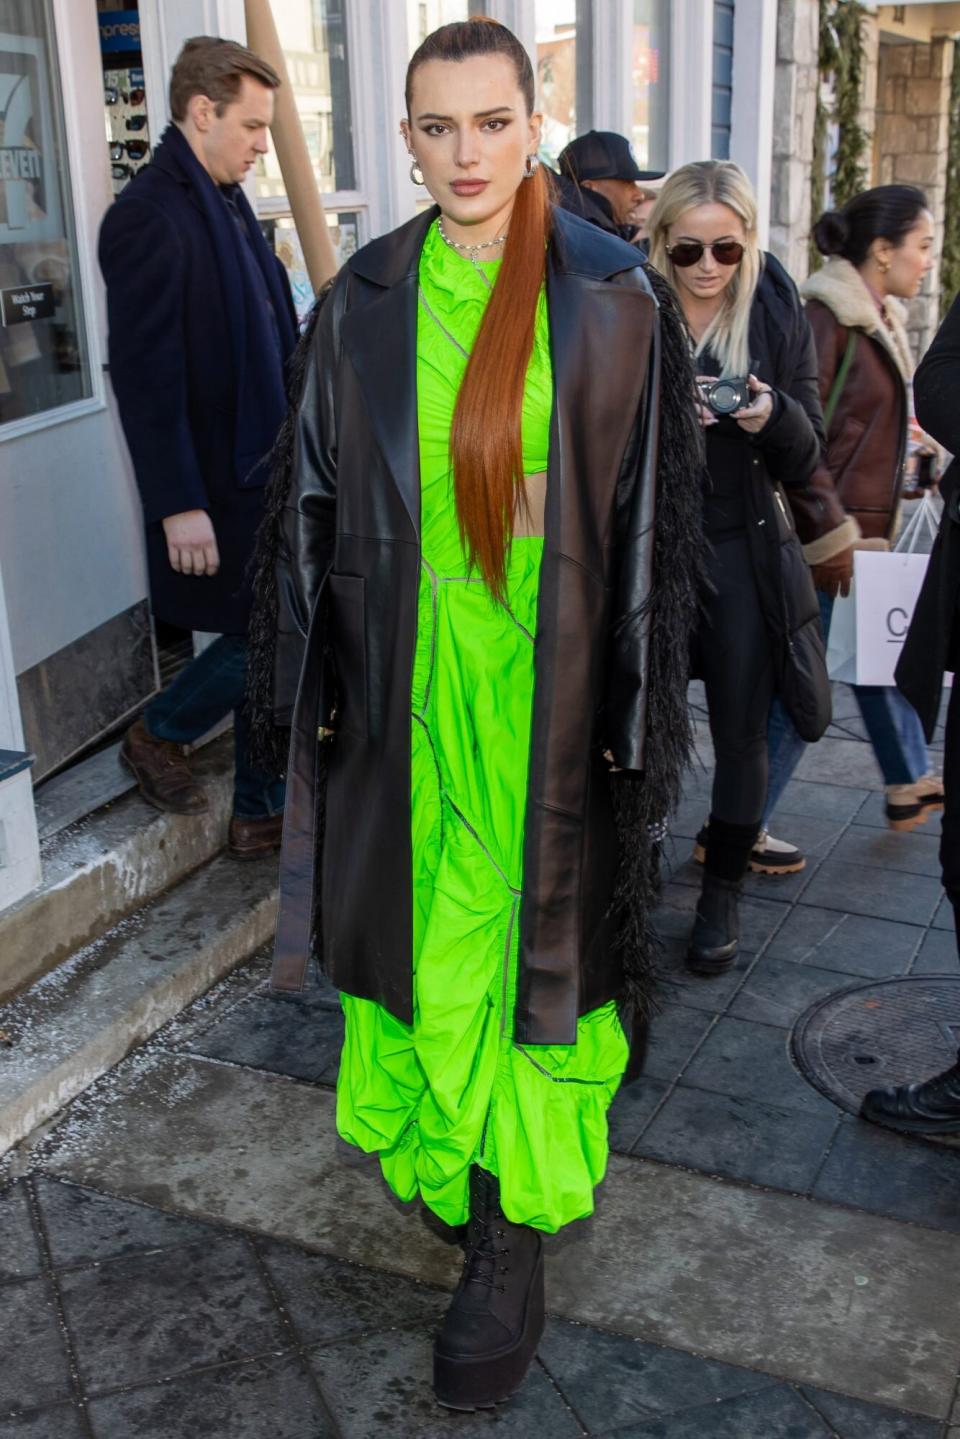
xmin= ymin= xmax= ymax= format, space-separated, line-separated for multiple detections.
xmin=416 ymin=106 xmax=516 ymax=122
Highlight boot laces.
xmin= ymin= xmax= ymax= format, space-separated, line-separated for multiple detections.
xmin=461 ymin=1213 xmax=509 ymax=1293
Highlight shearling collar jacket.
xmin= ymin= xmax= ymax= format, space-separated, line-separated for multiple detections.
xmin=261 ymin=205 xmax=702 ymax=1049
xmin=797 ymin=258 xmax=914 ymax=551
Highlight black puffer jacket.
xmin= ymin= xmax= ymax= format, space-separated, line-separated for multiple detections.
xmin=700 ymin=254 xmax=832 ymax=741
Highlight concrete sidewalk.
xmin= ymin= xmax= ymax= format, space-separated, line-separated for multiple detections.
xmin=3 ymin=682 xmax=960 ymax=1438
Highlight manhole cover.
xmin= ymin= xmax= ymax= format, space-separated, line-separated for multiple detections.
xmin=792 ymin=976 xmax=960 ymax=1140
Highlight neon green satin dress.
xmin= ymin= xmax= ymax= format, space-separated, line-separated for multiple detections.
xmin=335 ymin=222 xmax=628 ymax=1234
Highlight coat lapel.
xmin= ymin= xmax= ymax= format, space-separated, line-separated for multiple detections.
xmin=340 ymin=277 xmax=420 ymax=537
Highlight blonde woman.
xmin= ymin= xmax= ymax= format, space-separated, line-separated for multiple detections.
xmin=648 ymin=160 xmax=831 ymax=973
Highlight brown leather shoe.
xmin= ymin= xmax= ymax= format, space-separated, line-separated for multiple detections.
xmin=120 ymin=718 xmax=209 ymax=815
xmin=228 ymin=812 xmax=283 ymax=859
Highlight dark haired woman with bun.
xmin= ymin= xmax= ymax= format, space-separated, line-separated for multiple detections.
xmin=762 ymin=185 xmax=940 ymax=842
xmin=253 ymin=16 xmax=701 ymax=1411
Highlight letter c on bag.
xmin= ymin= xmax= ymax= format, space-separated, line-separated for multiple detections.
xmin=887 ymin=607 xmax=909 ymax=639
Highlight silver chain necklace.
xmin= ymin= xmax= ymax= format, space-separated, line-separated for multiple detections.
xmin=437 ymin=214 xmax=508 ymax=259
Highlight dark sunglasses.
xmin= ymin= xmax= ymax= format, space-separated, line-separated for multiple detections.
xmin=104 ymin=85 xmax=119 ymax=105
xmin=666 ymin=239 xmax=745 ymax=268
xmin=125 ymin=114 xmax=148 ymax=131
xmin=110 ymin=140 xmax=149 ymax=161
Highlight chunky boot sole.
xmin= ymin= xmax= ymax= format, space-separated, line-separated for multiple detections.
xmin=860 ymin=1099 xmax=960 ymax=1135
xmin=433 ymin=1248 xmax=545 ymax=1411
xmin=692 ymin=841 xmax=805 ymax=876
xmin=685 ymin=941 xmax=738 ymax=976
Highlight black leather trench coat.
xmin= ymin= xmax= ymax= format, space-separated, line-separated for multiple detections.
xmin=270 ymin=206 xmax=661 ymax=1047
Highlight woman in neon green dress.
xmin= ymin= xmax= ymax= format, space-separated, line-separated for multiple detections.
xmin=258 ymin=14 xmax=700 ymax=1415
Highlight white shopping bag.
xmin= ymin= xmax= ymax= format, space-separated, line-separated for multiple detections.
xmin=851 ymin=548 xmax=930 ymax=685
xmin=825 ymin=590 xmax=857 ymax=682
xmin=825 ymin=492 xmax=950 ymax=687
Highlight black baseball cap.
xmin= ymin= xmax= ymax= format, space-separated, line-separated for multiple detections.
xmin=557 ymin=130 xmax=664 ymax=186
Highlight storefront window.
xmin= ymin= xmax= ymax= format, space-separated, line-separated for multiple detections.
xmin=260 ymin=211 xmax=359 ymax=322
xmin=633 ymin=0 xmax=669 ymax=170
xmin=255 ymin=0 xmax=356 ymax=203
xmin=409 ymin=1 xmax=471 ymax=47
xmin=0 ymin=0 xmax=92 ymax=427
xmin=536 ymin=0 xmax=577 ymax=167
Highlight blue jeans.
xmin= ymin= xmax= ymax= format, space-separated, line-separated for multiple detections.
xmin=144 ymin=635 xmax=285 ymax=820
xmin=764 ymin=589 xmax=929 ymax=828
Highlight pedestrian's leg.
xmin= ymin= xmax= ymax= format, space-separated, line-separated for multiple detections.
xmin=762 ymin=590 xmax=835 ymax=828
xmin=121 ymin=636 xmax=247 ymax=814
xmin=145 ymin=634 xmax=246 ymax=745
xmin=689 ymin=536 xmax=770 ymax=973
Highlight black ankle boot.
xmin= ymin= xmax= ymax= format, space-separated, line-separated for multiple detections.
xmin=686 ymin=873 xmax=740 ymax=974
xmin=433 ymin=1167 xmax=545 ymax=1410
xmin=861 ymin=1050 xmax=960 ymax=1134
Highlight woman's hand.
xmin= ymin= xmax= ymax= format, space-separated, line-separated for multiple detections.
xmin=694 ymin=376 xmax=718 ymax=429
xmin=733 ymin=375 xmax=774 ymax=434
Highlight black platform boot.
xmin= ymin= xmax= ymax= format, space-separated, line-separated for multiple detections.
xmin=861 ymin=1050 xmax=960 ymax=1134
xmin=686 ymin=816 xmax=758 ymax=976
xmin=433 ymin=1167 xmax=545 ymax=1410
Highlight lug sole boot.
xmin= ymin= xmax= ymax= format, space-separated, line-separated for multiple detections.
xmin=693 ymin=826 xmax=806 ymax=876
xmin=861 ymin=1049 xmax=960 ymax=1134
xmin=433 ymin=1168 xmax=545 ymax=1411
xmin=686 ymin=874 xmax=741 ymax=975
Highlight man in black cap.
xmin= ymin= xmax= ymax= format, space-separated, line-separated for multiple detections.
xmin=555 ymin=130 xmax=665 ymax=243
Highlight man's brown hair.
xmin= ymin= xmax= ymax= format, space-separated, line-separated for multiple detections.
xmin=170 ymin=37 xmax=280 ymax=122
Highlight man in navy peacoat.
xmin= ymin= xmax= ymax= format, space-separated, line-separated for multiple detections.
xmin=99 ymin=37 xmax=297 ymax=857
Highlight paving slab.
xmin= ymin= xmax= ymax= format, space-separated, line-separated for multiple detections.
xmin=729 ymin=953 xmax=853 ymax=1029
xmin=58 ymin=1233 xmax=286 ymax=1393
xmin=800 ymin=1384 xmax=940 ymax=1438
xmin=85 ymin=1352 xmax=334 ymax=1439
xmin=537 ymin=1318 xmax=773 ymax=1431
xmin=32 ymin=1050 xmax=960 ymax=1418
xmin=681 ymin=1016 xmax=839 ymax=1117
xmin=602 ymin=1386 xmax=836 ymax=1437
xmin=634 ymin=1084 xmax=838 ymax=1192
xmin=34 ymin=1174 xmax=219 ymax=1269
xmin=0 ymin=1277 xmax=74 ymax=1413
xmin=813 ymin=1118 xmax=960 ymax=1232
xmin=768 ymin=779 xmax=872 ymax=824
xmin=794 ymin=735 xmax=885 ymax=789
xmin=0 ymin=1407 xmax=87 ymax=1438
xmin=0 ymin=1183 xmax=40 ymax=1280
xmin=800 ymin=860 xmax=942 ymax=926
xmin=764 ymin=907 xmax=923 ymax=978
xmin=911 ymin=926 xmax=959 ymax=973
xmin=642 ymin=1003 xmax=716 ymax=1081
xmin=309 ymin=1329 xmax=582 ymax=1439
xmin=833 ymin=825 xmax=943 ymax=877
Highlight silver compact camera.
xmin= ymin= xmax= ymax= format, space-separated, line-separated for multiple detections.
xmin=700 ymin=376 xmax=751 ymax=416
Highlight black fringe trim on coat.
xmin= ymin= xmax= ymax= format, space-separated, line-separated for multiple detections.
xmin=246 ymin=285 xmax=333 ymax=778
xmin=611 ymin=264 xmax=707 ymax=1070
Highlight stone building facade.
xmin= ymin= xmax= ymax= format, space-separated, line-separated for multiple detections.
xmin=770 ymin=0 xmax=959 ymax=361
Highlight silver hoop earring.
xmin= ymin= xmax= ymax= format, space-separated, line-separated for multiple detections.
xmin=409 ymin=157 xmax=424 ymax=187
xmin=524 ymin=154 xmax=539 ymax=178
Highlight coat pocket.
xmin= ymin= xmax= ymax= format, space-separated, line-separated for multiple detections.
xmin=326 ymin=573 xmax=368 ymax=740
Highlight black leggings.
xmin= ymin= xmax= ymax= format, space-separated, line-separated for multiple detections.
xmin=695 ymin=533 xmax=776 ymax=828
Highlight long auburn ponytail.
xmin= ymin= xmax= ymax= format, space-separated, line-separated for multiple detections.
xmin=406 ymin=18 xmax=553 ymax=601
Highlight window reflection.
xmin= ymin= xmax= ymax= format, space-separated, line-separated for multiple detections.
xmin=633 ymin=0 xmax=669 ymax=170
xmin=255 ymin=0 xmax=355 ymax=201
xmin=409 ymin=1 xmax=470 ymax=47
xmin=0 ymin=0 xmax=92 ymax=426
xmin=536 ymin=0 xmax=577 ymax=167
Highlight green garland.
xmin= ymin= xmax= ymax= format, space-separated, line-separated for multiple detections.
xmin=941 ymin=41 xmax=960 ymax=317
xmin=811 ymin=1 xmax=869 ymax=271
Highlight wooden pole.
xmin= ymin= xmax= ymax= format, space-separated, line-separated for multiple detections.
xmin=243 ymin=0 xmax=339 ymax=290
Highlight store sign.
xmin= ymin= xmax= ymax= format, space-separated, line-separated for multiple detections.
xmin=99 ymin=12 xmax=141 ymax=54
xmin=0 ymin=282 xmax=55 ymax=327
xmin=0 ymin=31 xmax=62 ymax=243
